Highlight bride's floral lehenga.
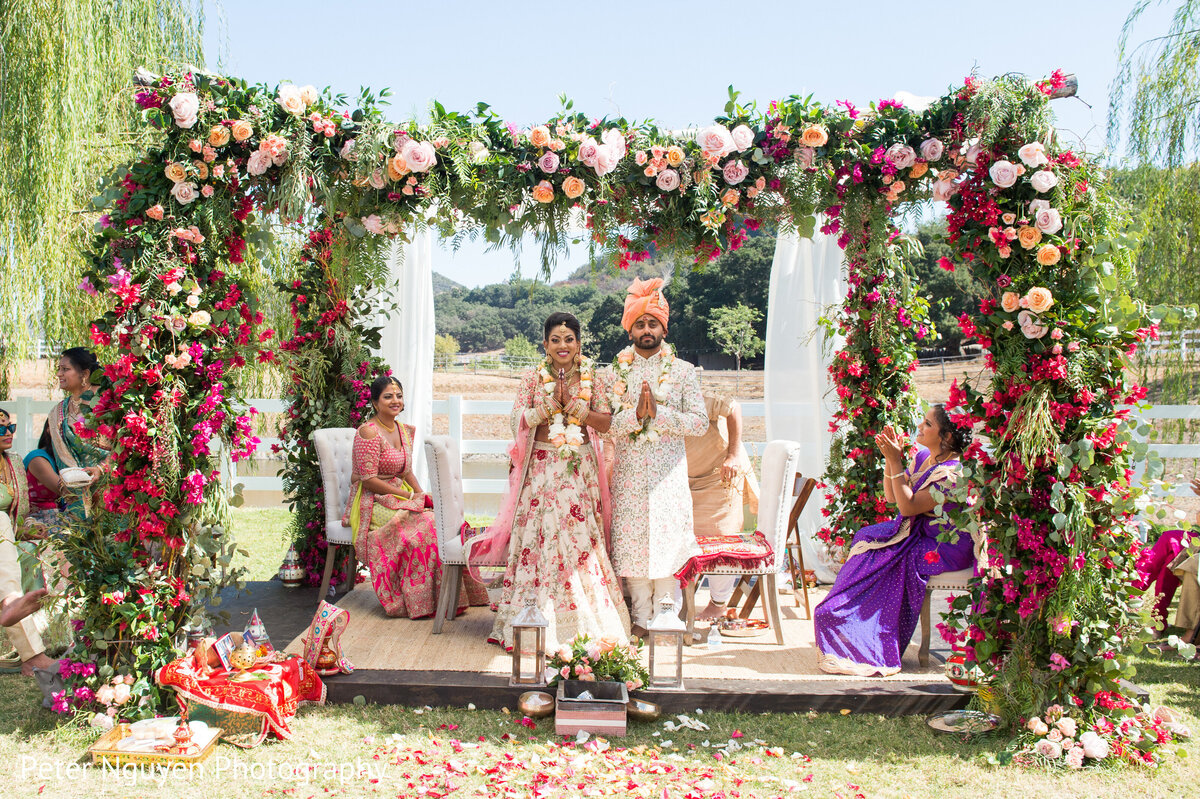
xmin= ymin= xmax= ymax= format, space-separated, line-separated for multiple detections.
xmin=343 ymin=420 xmax=488 ymax=619
xmin=484 ymin=365 xmax=631 ymax=651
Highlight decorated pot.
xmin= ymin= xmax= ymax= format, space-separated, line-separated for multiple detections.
xmin=944 ymin=651 xmax=983 ymax=692
xmin=279 ymin=546 xmax=304 ymax=588
xmin=229 ymin=641 xmax=259 ymax=671
xmin=517 ymin=691 xmax=555 ymax=718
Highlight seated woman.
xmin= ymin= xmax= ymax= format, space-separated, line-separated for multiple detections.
xmin=473 ymin=312 xmax=631 ymax=651
xmin=0 ymin=408 xmax=57 ymax=679
xmin=815 ymin=404 xmax=975 ymax=676
xmin=23 ymin=422 xmax=67 ymax=537
xmin=343 ymin=376 xmax=488 ymax=618
xmin=48 ymin=348 xmax=110 ymax=520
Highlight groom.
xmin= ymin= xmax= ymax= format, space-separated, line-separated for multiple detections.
xmin=607 ymin=278 xmax=708 ymax=636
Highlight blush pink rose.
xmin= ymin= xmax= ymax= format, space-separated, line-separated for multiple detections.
xmin=170 ymin=181 xmax=198 ymax=204
xmin=1035 ymin=207 xmax=1063 ymax=234
xmin=696 ymin=125 xmax=736 ymax=159
xmin=538 ymin=151 xmax=560 ymax=174
xmin=964 ymin=142 xmax=982 ymax=165
xmin=246 ymin=150 xmax=272 ymax=176
xmin=722 ymin=160 xmax=750 ymax=185
xmin=919 ymin=138 xmax=944 ymax=162
xmin=885 ymin=143 xmax=917 ymax=169
xmin=577 ymin=138 xmax=600 ymax=167
xmin=168 ymin=92 xmax=200 ymax=129
xmin=795 ymin=146 xmax=815 ymax=168
xmin=1018 ymin=141 xmax=1049 ymax=168
xmin=1030 ymin=170 xmax=1059 ymax=193
xmin=276 ymin=84 xmax=305 ymax=115
xmin=655 ymin=169 xmax=680 ymax=191
xmin=361 ymin=214 xmax=384 ymax=235
xmin=731 ymin=124 xmax=754 ymax=152
xmin=402 ymin=140 xmax=437 ymax=172
xmin=299 ymin=85 xmax=319 ymax=106
xmin=932 ymin=180 xmax=958 ymax=202
xmin=601 ymin=127 xmax=627 ymax=159
xmin=200 ymin=185 xmax=214 ymax=198
xmin=593 ymin=144 xmax=618 ymax=177
xmin=1034 ymin=739 xmax=1062 ymax=760
xmin=989 ymin=159 xmax=1019 ymax=188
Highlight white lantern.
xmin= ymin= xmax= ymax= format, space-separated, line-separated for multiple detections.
xmin=647 ymin=595 xmax=686 ymax=690
xmin=510 ymin=595 xmax=548 ymax=686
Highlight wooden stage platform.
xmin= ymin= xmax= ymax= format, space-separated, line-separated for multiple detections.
xmin=257 ymin=583 xmax=970 ymax=717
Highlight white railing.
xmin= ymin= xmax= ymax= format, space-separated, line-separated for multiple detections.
xmin=6 ymin=396 xmax=1196 ymax=498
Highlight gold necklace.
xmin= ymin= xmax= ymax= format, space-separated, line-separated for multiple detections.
xmin=375 ymin=417 xmax=397 ymax=433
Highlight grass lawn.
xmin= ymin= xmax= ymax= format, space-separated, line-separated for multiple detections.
xmin=1 ymin=509 xmax=1198 ymax=797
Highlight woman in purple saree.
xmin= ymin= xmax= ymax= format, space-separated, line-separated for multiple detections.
xmin=815 ymin=405 xmax=975 ymax=676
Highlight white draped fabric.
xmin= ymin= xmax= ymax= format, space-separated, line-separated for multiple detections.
xmin=373 ymin=229 xmax=436 ymax=487
xmin=764 ymin=232 xmax=846 ymax=584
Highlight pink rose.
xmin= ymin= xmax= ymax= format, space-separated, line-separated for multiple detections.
xmin=989 ymin=159 xmax=1019 ymax=188
xmin=731 ymin=124 xmax=754 ymax=152
xmin=276 ymin=84 xmax=305 ymax=115
xmin=1035 ymin=739 xmax=1062 ymax=760
xmin=964 ymin=142 xmax=982 ymax=165
xmin=920 ymin=138 xmax=944 ymax=162
xmin=201 ymin=185 xmax=214 ymax=198
xmin=146 ymin=204 xmax=164 ymax=221
xmin=593 ymin=144 xmax=618 ymax=177
xmin=635 ymin=151 xmax=648 ymax=166
xmin=368 ymin=170 xmax=387 ymax=190
xmin=722 ymin=160 xmax=750 ymax=185
xmin=1030 ymin=170 xmax=1059 ymax=193
xmin=1035 ymin=207 xmax=1063 ymax=234
xmin=168 ymin=92 xmax=200 ymax=129
xmin=578 ymin=138 xmax=600 ymax=167
xmin=96 ymin=684 xmax=115 ymax=705
xmin=246 ymin=150 xmax=272 ymax=176
xmin=340 ymin=140 xmax=357 ymax=161
xmin=112 ymin=683 xmax=132 ymax=705
xmin=362 ymin=215 xmax=385 ymax=235
xmin=169 ymin=181 xmax=198 ymax=205
xmin=885 ymin=143 xmax=916 ymax=169
xmin=696 ymin=125 xmax=735 ymax=159
xmin=1064 ymin=747 xmax=1084 ymax=769
xmin=538 ymin=151 xmax=560 ymax=174
xmin=931 ymin=180 xmax=958 ymax=202
xmin=1018 ymin=141 xmax=1049 ymax=168
xmin=1079 ymin=731 xmax=1109 ymax=759
xmin=601 ymin=128 xmax=627 ymax=159
xmin=1018 ymin=310 xmax=1049 ymax=339
xmin=655 ymin=169 xmax=680 ymax=191
xmin=1028 ymin=199 xmax=1051 ymax=215
xmin=402 ymin=140 xmax=437 ymax=173
xmin=1056 ymin=717 xmax=1077 ymax=738
xmin=795 ymin=146 xmax=815 ymax=168
xmin=1027 ymin=717 xmax=1049 ymax=736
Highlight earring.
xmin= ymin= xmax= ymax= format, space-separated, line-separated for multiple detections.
xmin=574 ymin=353 xmax=581 ymax=365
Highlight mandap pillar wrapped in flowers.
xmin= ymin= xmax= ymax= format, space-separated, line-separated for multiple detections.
xmin=58 ymin=66 xmax=1178 ymax=763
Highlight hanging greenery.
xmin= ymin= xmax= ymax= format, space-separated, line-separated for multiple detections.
xmin=0 ymin=0 xmax=207 ymax=396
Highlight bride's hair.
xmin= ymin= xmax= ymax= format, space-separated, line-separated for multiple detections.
xmin=930 ymin=403 xmax=974 ymax=454
xmin=369 ymin=375 xmax=403 ymax=404
xmin=543 ymin=312 xmax=581 ymax=341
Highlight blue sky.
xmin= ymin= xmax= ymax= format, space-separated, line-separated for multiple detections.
xmin=203 ymin=0 xmax=1167 ymax=287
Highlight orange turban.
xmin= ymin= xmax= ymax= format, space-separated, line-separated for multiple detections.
xmin=621 ymin=277 xmax=670 ymax=332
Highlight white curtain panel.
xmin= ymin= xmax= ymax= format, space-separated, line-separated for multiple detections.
xmin=373 ymin=228 xmax=435 ymax=487
xmin=764 ymin=231 xmax=846 ymax=584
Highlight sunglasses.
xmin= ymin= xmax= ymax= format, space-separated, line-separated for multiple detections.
xmin=0 ymin=423 xmax=14 ymax=435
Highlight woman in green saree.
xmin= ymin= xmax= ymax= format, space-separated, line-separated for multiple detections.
xmin=47 ymin=348 xmax=109 ymax=519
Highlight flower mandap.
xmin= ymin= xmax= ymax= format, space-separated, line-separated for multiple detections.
xmin=61 ymin=66 xmax=1175 ymax=763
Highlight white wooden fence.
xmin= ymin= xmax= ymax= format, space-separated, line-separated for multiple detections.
xmin=5 ymin=397 xmax=1197 ymax=498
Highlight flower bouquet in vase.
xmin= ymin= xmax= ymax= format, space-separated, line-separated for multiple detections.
xmin=547 ymin=634 xmax=650 ymax=737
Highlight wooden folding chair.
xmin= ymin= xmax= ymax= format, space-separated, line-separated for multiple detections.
xmin=731 ymin=472 xmax=817 ymax=621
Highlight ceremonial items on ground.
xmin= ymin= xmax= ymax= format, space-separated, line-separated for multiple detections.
xmin=647 ymin=597 xmax=687 ymax=690
xmin=546 ymin=633 xmax=648 ymax=691
xmin=625 ymin=698 xmax=662 ymax=723
xmin=555 ymin=680 xmax=628 ymax=737
xmin=509 ymin=595 xmax=548 ymax=686
xmin=87 ymin=715 xmax=221 ymax=767
xmin=244 ymin=608 xmax=273 ymax=656
xmin=301 ymin=600 xmax=354 ymax=676
xmin=516 ymin=690 xmax=555 ymax=719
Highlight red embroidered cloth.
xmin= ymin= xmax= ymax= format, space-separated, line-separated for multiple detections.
xmin=673 ymin=531 xmax=773 ymax=586
xmin=156 ymin=654 xmax=325 ymax=746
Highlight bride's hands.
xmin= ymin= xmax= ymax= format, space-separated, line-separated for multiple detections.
xmin=874 ymin=425 xmax=904 ymax=462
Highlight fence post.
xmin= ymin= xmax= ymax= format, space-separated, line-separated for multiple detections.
xmin=941 ymin=358 xmax=945 ymax=382
xmin=448 ymin=395 xmax=464 ymax=477
xmin=14 ymin=396 xmax=32 ymax=455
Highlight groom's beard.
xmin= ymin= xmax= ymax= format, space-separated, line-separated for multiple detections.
xmin=635 ymin=332 xmax=663 ymax=350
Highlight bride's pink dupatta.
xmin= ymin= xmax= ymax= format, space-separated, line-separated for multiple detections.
xmin=464 ymin=416 xmax=613 ymax=583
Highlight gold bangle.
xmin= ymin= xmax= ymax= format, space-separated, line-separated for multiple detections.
xmin=884 ymin=472 xmax=904 ymax=480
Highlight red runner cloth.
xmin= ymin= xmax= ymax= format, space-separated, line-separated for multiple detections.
xmin=673 ymin=531 xmax=774 ymax=586
xmin=156 ymin=655 xmax=325 ymax=746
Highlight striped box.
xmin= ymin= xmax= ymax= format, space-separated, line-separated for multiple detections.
xmin=554 ymin=680 xmax=628 ymax=737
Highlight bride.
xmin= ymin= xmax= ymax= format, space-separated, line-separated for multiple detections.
xmin=472 ymin=312 xmax=631 ymax=650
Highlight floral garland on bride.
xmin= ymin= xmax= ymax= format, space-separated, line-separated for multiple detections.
xmin=538 ymin=356 xmax=594 ymax=459
xmin=610 ymin=343 xmax=675 ymax=444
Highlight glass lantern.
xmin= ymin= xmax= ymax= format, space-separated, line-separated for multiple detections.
xmin=647 ymin=595 xmax=686 ymax=690
xmin=510 ymin=594 xmax=548 ymax=686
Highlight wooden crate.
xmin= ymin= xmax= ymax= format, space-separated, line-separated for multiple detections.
xmin=554 ymin=680 xmax=628 ymax=737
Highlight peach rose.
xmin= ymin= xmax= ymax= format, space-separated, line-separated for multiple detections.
xmin=598 ymin=635 xmax=620 ymax=654
xmin=529 ymin=125 xmax=551 ymax=149
xmin=146 ymin=204 xmax=164 ymax=221
xmin=192 ymin=160 xmax=209 ymax=180
xmin=800 ymin=124 xmax=828 ymax=147
xmin=722 ymin=188 xmax=740 ymax=206
xmin=1024 ymin=286 xmax=1055 ymax=314
xmin=299 ymin=85 xmax=319 ymax=105
xmin=562 ymin=176 xmax=585 ymax=199
xmin=276 ymin=84 xmax=305 ymax=116
xmin=164 ymin=162 xmax=187 ymax=183
xmin=532 ymin=180 xmax=555 ymax=203
xmin=1000 ymin=291 xmax=1021 ymax=313
xmin=386 ymin=154 xmax=409 ymax=182
xmin=1036 ymin=244 xmax=1061 ymax=266
xmin=170 ymin=181 xmax=198 ymax=204
xmin=230 ymin=119 xmax=253 ymax=142
xmin=1018 ymin=141 xmax=1048 ymax=168
xmin=1017 ymin=226 xmax=1042 ymax=249
xmin=207 ymin=126 xmax=230 ymax=148
xmin=909 ymin=162 xmax=929 ymax=179
xmin=666 ymin=146 xmax=685 ymax=167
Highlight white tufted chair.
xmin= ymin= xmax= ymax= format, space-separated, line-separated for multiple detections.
xmin=424 ymin=435 xmax=506 ymax=633
xmin=312 ymin=428 xmax=359 ymax=602
xmin=680 ymin=440 xmax=802 ymax=646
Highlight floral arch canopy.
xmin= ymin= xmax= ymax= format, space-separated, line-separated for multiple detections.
xmin=64 ymin=66 xmax=1161 ymax=740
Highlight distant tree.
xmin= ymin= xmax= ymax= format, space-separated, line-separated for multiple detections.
xmin=503 ymin=334 xmax=539 ymax=363
xmin=588 ymin=294 xmax=629 ymax=363
xmin=904 ymin=220 xmax=977 ymax=353
xmin=708 ymin=304 xmax=765 ymax=372
xmin=1111 ymin=164 xmax=1200 ymax=308
xmin=434 ymin=333 xmax=460 ymax=359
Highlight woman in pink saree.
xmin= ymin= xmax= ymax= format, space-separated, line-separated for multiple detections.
xmin=344 ymin=377 xmax=488 ymax=619
xmin=472 ymin=313 xmax=630 ymax=650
